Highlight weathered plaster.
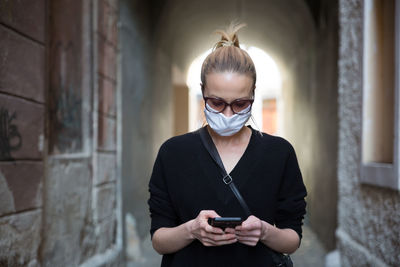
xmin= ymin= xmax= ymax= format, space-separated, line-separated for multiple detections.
xmin=41 ymin=158 xmax=92 ymax=266
xmin=0 ymin=210 xmax=41 ymax=266
xmin=337 ymin=0 xmax=400 ymax=265
xmin=0 ymin=171 xmax=15 ymax=215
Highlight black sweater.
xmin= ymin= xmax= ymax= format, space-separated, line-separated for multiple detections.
xmin=148 ymin=126 xmax=307 ymax=267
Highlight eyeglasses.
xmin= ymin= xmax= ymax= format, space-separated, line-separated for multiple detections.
xmin=203 ymin=97 xmax=254 ymax=115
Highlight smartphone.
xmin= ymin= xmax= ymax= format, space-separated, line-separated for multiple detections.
xmin=207 ymin=217 xmax=243 ymax=230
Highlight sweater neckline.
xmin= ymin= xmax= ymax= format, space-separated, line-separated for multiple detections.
xmin=228 ymin=125 xmax=256 ymax=175
xmin=203 ymin=125 xmax=256 ymax=175
xmin=199 ymin=125 xmax=261 ymax=208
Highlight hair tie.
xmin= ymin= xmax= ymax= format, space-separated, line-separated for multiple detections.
xmin=222 ymin=40 xmax=234 ymax=47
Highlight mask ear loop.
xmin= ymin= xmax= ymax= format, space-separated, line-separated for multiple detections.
xmin=247 ymin=86 xmax=263 ymax=136
xmin=249 ymin=114 xmax=263 ymax=137
xmin=201 ymin=86 xmax=208 ymax=128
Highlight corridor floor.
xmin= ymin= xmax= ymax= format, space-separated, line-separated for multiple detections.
xmin=127 ymin=224 xmax=328 ymax=267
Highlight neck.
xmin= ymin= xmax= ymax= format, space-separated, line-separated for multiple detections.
xmin=207 ymin=125 xmax=251 ymax=146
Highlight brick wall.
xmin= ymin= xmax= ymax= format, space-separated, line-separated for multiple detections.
xmin=0 ymin=0 xmax=45 ymax=265
xmin=94 ymin=0 xmax=120 ymax=258
xmin=0 ymin=0 xmax=122 ymax=265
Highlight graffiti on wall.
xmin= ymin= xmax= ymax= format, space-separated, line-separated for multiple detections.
xmin=49 ymin=41 xmax=83 ymax=154
xmin=48 ymin=0 xmax=87 ymax=154
xmin=0 ymin=108 xmax=22 ymax=160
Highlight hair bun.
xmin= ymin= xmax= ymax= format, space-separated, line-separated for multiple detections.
xmin=213 ymin=22 xmax=246 ymax=50
xmin=201 ymin=21 xmax=256 ymax=91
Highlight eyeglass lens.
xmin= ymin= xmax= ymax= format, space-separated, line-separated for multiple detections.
xmin=206 ymin=98 xmax=252 ymax=114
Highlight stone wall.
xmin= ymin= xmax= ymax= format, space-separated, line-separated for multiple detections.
xmin=281 ymin=0 xmax=339 ymax=251
xmin=306 ymin=0 xmax=339 ymax=251
xmin=0 ymin=0 xmax=45 ymax=265
xmin=119 ymin=0 xmax=174 ymax=250
xmin=337 ymin=0 xmax=400 ymax=265
xmin=0 ymin=0 xmax=123 ymax=266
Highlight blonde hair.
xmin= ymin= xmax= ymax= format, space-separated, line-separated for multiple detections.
xmin=200 ymin=22 xmax=257 ymax=92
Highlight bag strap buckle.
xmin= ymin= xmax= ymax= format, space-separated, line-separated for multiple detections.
xmin=223 ymin=174 xmax=233 ymax=184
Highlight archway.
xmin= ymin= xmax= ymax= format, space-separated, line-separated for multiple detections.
xmin=120 ymin=0 xmax=339 ymax=263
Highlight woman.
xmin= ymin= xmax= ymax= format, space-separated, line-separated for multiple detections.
xmin=148 ymin=23 xmax=307 ymax=267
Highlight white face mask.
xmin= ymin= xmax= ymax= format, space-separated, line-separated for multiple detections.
xmin=204 ymin=103 xmax=252 ymax=136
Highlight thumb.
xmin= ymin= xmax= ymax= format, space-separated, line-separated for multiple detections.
xmin=200 ymin=210 xmax=220 ymax=218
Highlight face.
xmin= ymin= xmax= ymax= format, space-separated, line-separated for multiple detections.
xmin=202 ymin=72 xmax=254 ymax=117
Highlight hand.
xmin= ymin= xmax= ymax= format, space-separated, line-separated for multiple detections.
xmin=189 ymin=210 xmax=237 ymax=247
xmin=234 ymin=215 xmax=269 ymax=246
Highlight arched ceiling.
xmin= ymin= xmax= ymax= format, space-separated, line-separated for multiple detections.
xmin=153 ymin=0 xmax=316 ymax=76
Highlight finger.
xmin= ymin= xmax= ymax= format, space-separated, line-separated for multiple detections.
xmin=246 ymin=215 xmax=258 ymax=222
xmin=203 ymin=235 xmax=237 ymax=246
xmin=236 ymin=224 xmax=255 ymax=231
xmin=237 ymin=236 xmax=259 ymax=243
xmin=242 ymin=222 xmax=263 ymax=232
xmin=241 ymin=215 xmax=254 ymax=225
xmin=199 ymin=210 xmax=221 ymax=218
xmin=202 ymin=237 xmax=217 ymax=246
xmin=211 ymin=233 xmax=236 ymax=242
xmin=241 ymin=220 xmax=259 ymax=229
xmin=201 ymin=231 xmax=235 ymax=242
xmin=238 ymin=240 xmax=258 ymax=247
xmin=237 ymin=235 xmax=258 ymax=241
xmin=241 ymin=215 xmax=259 ymax=225
xmin=235 ymin=229 xmax=261 ymax=237
xmin=214 ymin=238 xmax=237 ymax=246
xmin=204 ymin=224 xmax=224 ymax=234
xmin=224 ymin=228 xmax=235 ymax=234
xmin=234 ymin=230 xmax=245 ymax=236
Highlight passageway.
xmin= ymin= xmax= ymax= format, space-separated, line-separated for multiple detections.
xmin=120 ymin=0 xmax=339 ymax=265
xmin=2 ymin=0 xmax=399 ymax=266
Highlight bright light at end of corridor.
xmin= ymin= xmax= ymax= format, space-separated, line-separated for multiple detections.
xmin=186 ymin=49 xmax=212 ymax=92
xmin=245 ymin=45 xmax=281 ymax=98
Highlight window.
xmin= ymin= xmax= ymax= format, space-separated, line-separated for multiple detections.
xmin=361 ymin=0 xmax=400 ymax=190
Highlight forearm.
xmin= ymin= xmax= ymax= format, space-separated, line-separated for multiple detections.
xmin=260 ymin=222 xmax=300 ymax=254
xmin=152 ymin=220 xmax=195 ymax=254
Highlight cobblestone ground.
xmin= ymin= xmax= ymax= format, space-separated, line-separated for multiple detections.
xmin=291 ymin=224 xmax=327 ymax=267
xmin=127 ymin=225 xmax=327 ymax=267
xmin=126 ymin=234 xmax=162 ymax=267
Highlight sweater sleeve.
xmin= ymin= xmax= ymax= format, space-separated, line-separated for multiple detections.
xmin=148 ymin=145 xmax=179 ymax=238
xmin=274 ymin=143 xmax=307 ymax=241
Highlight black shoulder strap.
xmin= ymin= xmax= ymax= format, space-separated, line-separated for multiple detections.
xmin=199 ymin=127 xmax=252 ymax=217
xmin=199 ymin=127 xmax=292 ymax=265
